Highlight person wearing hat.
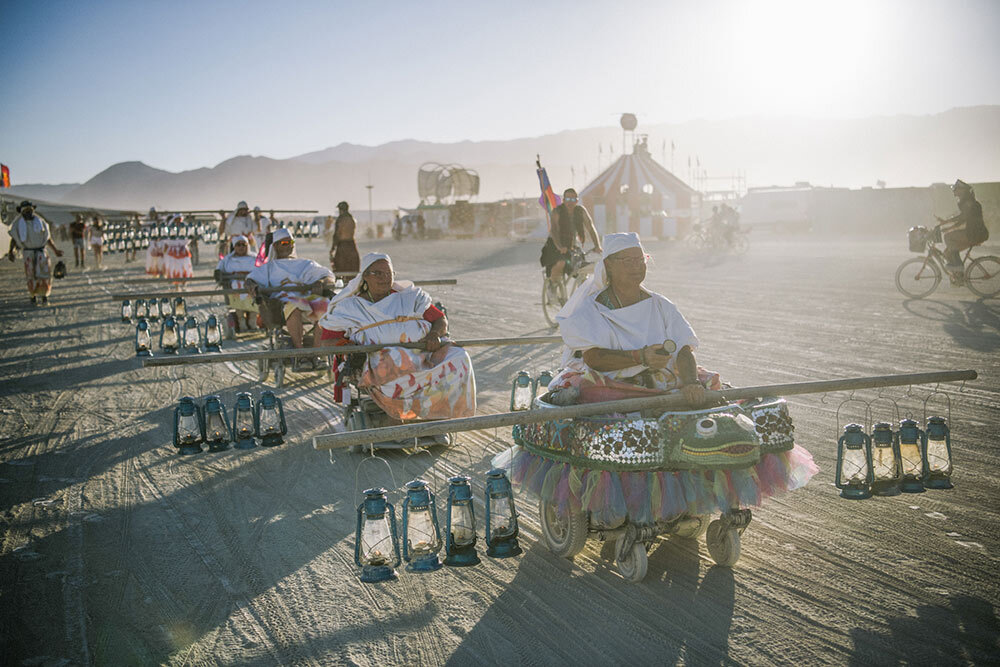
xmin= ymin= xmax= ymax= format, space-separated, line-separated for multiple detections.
xmin=245 ymin=228 xmax=336 ymax=357
xmin=540 ymin=187 xmax=602 ymax=289
xmin=330 ymin=200 xmax=360 ymax=275
xmin=938 ymin=179 xmax=989 ymax=279
xmin=218 ymin=200 xmax=258 ymax=255
xmin=9 ymin=201 xmax=63 ymax=305
xmin=216 ymin=234 xmax=259 ymax=331
xmin=546 ymin=232 xmax=717 ymax=408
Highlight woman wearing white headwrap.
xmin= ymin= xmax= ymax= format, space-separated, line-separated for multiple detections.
xmin=246 ymin=229 xmax=335 ymax=349
xmin=216 ymin=235 xmax=258 ymax=329
xmin=320 ymin=252 xmax=476 ymax=421
xmin=551 ymin=232 xmax=718 ymax=406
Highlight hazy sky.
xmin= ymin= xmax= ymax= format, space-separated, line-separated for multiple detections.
xmin=4 ymin=0 xmax=999 ymax=183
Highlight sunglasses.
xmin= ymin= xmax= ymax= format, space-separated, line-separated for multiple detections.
xmin=609 ymin=255 xmax=647 ymax=267
xmin=564 ymin=197 xmax=578 ymax=202
xmin=364 ymin=269 xmax=392 ymax=279
xmin=275 ymin=239 xmax=294 ymax=246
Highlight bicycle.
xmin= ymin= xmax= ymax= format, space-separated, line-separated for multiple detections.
xmin=541 ymin=246 xmax=596 ymax=327
xmin=895 ymin=224 xmax=1000 ymax=299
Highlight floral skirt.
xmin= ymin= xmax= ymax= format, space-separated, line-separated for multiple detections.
xmin=362 ymin=344 xmax=476 ymax=421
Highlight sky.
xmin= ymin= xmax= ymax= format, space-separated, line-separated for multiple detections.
xmin=3 ymin=0 xmax=1000 ymax=184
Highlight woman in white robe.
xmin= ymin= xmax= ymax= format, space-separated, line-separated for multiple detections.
xmin=246 ymin=228 xmax=335 ymax=348
xmin=320 ymin=252 xmax=476 ymax=421
xmin=216 ymin=235 xmax=259 ymax=328
xmin=551 ymin=232 xmax=719 ymax=405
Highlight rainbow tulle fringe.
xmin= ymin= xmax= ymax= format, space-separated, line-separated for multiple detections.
xmin=502 ymin=444 xmax=819 ymax=525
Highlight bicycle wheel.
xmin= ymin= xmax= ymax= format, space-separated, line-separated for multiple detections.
xmin=965 ymin=256 xmax=1000 ymax=298
xmin=541 ymin=274 xmax=567 ymax=327
xmin=895 ymin=257 xmax=941 ymax=299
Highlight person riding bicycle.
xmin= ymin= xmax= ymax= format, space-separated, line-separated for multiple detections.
xmin=539 ymin=188 xmax=602 ymax=292
xmin=939 ymin=179 xmax=988 ymax=279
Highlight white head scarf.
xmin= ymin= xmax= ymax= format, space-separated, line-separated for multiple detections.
xmin=267 ymin=227 xmax=294 ymax=261
xmin=328 ymin=252 xmax=412 ymax=308
xmin=231 ymin=234 xmax=248 ymax=247
xmin=557 ymin=232 xmax=644 ymax=319
xmin=237 ymin=200 xmax=248 ymax=210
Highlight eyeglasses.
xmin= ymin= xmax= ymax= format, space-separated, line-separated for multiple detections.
xmin=564 ymin=197 xmax=578 ymax=202
xmin=609 ymin=255 xmax=647 ymax=267
xmin=364 ymin=269 xmax=392 ymax=279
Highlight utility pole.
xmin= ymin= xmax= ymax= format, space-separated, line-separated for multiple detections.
xmin=366 ymin=174 xmax=374 ymax=229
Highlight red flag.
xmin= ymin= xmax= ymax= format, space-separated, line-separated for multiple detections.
xmin=0 ymin=164 xmax=9 ymax=188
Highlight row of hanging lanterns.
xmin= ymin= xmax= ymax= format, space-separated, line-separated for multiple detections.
xmin=135 ymin=314 xmax=223 ymax=356
xmin=276 ymin=219 xmax=321 ymax=238
xmin=173 ymin=391 xmax=287 ymax=454
xmin=510 ymin=370 xmax=554 ymax=411
xmin=122 ymin=297 xmax=187 ymax=323
xmin=355 ymin=469 xmax=521 ymax=583
xmin=836 ymin=417 xmax=953 ymax=499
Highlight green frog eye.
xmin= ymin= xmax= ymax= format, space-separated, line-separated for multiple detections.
xmin=662 ymin=339 xmax=677 ymax=354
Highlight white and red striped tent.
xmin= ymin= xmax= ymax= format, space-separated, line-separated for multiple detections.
xmin=580 ymin=139 xmax=698 ymax=239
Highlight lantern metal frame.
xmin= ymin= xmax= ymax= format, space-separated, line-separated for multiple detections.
xmin=484 ymin=468 xmax=523 ymax=558
xmin=354 ymin=487 xmax=401 ymax=583
xmin=173 ymin=396 xmax=205 ymax=455
xmin=204 ymin=313 xmax=223 ymax=353
xmin=135 ymin=318 xmax=153 ymax=357
xmin=202 ymin=395 xmax=232 ymax=451
xmin=255 ymin=390 xmax=287 ymax=447
xmin=869 ymin=422 xmax=902 ymax=496
xmin=231 ymin=392 xmax=258 ymax=449
xmin=401 ymin=479 xmax=444 ymax=572
xmin=181 ymin=315 xmax=201 ymax=354
xmin=534 ymin=370 xmax=554 ymax=402
xmin=444 ymin=475 xmax=480 ymax=567
xmin=896 ymin=418 xmax=926 ymax=493
xmin=835 ymin=423 xmax=874 ymax=499
xmin=923 ymin=391 xmax=954 ymax=489
xmin=510 ymin=371 xmax=534 ymax=411
xmin=159 ymin=315 xmax=180 ymax=354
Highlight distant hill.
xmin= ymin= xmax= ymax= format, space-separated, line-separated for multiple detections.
xmin=30 ymin=106 xmax=1000 ymax=212
xmin=5 ymin=183 xmax=81 ymax=201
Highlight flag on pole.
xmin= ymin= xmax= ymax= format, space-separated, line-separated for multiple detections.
xmin=0 ymin=164 xmax=9 ymax=188
xmin=536 ymin=155 xmax=561 ymax=231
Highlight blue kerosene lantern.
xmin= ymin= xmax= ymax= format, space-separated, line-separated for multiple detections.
xmin=135 ymin=318 xmax=153 ymax=357
xmin=870 ymin=422 xmax=902 ymax=496
xmin=401 ymin=479 xmax=444 ymax=572
xmin=182 ymin=315 xmax=201 ymax=353
xmin=173 ymin=396 xmax=204 ymax=455
xmin=173 ymin=296 xmax=187 ymax=318
xmin=121 ymin=299 xmax=133 ymax=323
xmin=923 ymin=416 xmax=954 ymax=489
xmin=355 ymin=487 xmax=401 ymax=583
xmin=148 ymin=298 xmax=160 ymax=322
xmin=160 ymin=315 xmax=180 ymax=354
xmin=135 ymin=298 xmax=149 ymax=320
xmin=835 ymin=424 xmax=873 ymax=500
xmin=231 ymin=392 xmax=257 ymax=449
xmin=534 ymin=370 xmax=554 ymax=400
xmin=160 ymin=297 xmax=173 ymax=318
xmin=485 ymin=468 xmax=523 ymax=558
xmin=897 ymin=419 xmax=926 ymax=493
xmin=204 ymin=314 xmax=223 ymax=352
xmin=203 ymin=395 xmax=231 ymax=451
xmin=255 ymin=390 xmax=286 ymax=447
xmin=510 ymin=371 xmax=533 ymax=411
xmin=444 ymin=475 xmax=480 ymax=567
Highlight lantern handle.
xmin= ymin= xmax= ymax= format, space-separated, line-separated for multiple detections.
xmin=836 ymin=396 xmax=869 ymax=433
xmin=354 ymin=451 xmax=397 ymax=501
xmin=922 ymin=390 xmax=951 ymax=425
xmin=865 ymin=396 xmax=900 ymax=431
xmin=819 ymin=392 xmax=828 ymax=405
xmin=403 ymin=448 xmax=438 ymax=493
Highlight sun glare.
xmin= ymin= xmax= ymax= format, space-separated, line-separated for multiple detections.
xmin=727 ymin=0 xmax=885 ymax=115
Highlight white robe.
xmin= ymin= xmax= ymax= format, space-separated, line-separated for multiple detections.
xmin=225 ymin=214 xmax=257 ymax=238
xmin=217 ymin=253 xmax=257 ymax=288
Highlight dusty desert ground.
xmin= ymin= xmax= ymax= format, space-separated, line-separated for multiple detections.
xmin=1 ymin=234 xmax=998 ymax=665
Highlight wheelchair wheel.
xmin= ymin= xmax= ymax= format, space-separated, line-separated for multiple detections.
xmin=706 ymin=519 xmax=741 ymax=567
xmin=539 ymin=499 xmax=588 ymax=559
xmin=615 ymin=538 xmax=648 ymax=584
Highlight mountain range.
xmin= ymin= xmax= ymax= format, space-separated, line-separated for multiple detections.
xmin=8 ymin=106 xmax=999 ymax=213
